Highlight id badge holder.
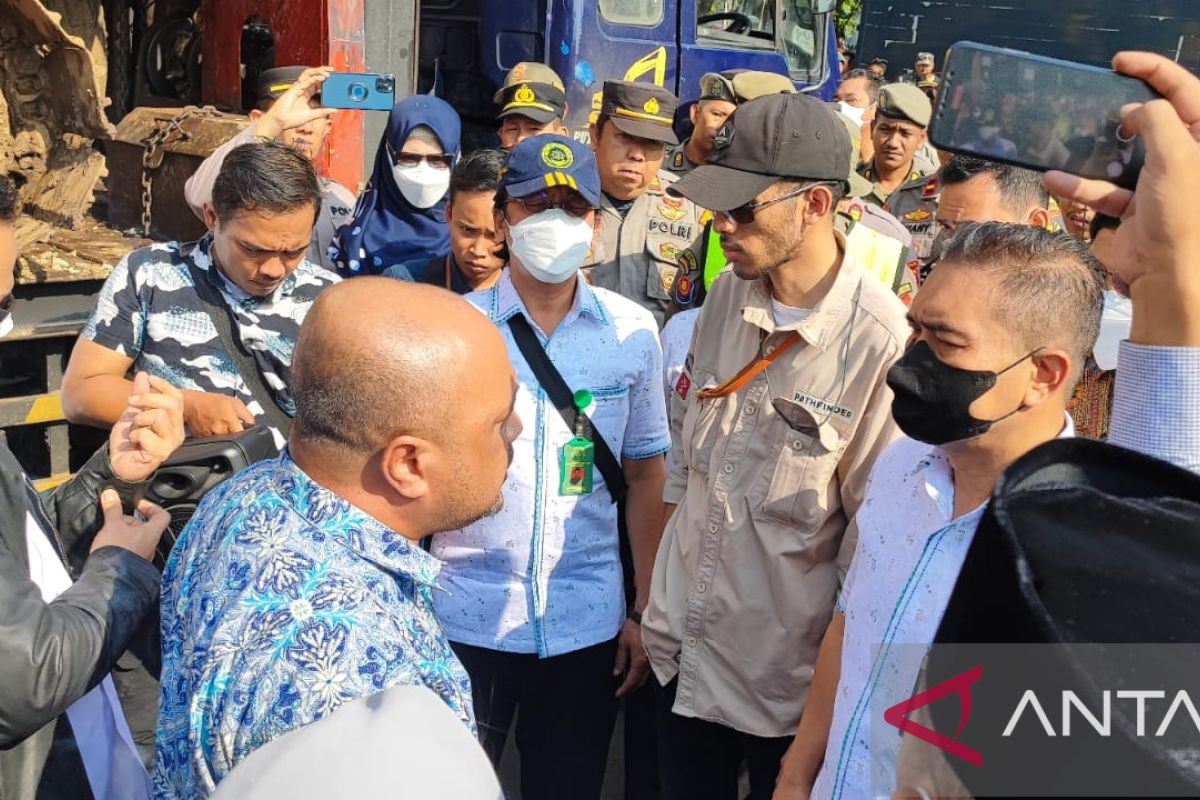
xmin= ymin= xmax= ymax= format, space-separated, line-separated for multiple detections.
xmin=560 ymin=389 xmax=595 ymax=496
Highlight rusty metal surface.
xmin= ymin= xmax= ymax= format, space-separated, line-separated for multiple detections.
xmin=0 ymin=0 xmax=113 ymax=230
xmin=106 ymin=106 xmax=247 ymax=241
xmin=16 ymin=218 xmax=148 ymax=284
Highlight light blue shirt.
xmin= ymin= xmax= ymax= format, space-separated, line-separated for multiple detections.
xmin=1108 ymin=341 xmax=1200 ymax=474
xmin=431 ymin=271 xmax=670 ymax=657
xmin=815 ymin=416 xmax=1074 ymax=800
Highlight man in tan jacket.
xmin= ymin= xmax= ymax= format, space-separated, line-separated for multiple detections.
xmin=641 ymin=92 xmax=909 ymax=800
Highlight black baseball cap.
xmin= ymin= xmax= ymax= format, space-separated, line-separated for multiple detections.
xmin=599 ymin=81 xmax=679 ymax=145
xmin=668 ymin=92 xmax=851 ymax=211
xmin=256 ymin=67 xmax=310 ymax=102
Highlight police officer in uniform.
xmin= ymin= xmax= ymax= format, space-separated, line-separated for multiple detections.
xmin=664 ymin=70 xmax=796 ymax=177
xmin=584 ymin=81 xmax=707 ymax=328
xmin=494 ymin=62 xmax=570 ymax=151
xmin=862 ymin=84 xmax=942 ymax=260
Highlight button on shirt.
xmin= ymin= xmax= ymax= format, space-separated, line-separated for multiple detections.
xmin=154 ymin=451 xmax=473 ymax=799
xmin=431 ymin=271 xmax=670 ymax=658
xmin=642 ymin=250 xmax=910 ymax=737
xmin=82 ymin=236 xmax=338 ymax=447
xmin=815 ymin=416 xmax=1075 ymax=800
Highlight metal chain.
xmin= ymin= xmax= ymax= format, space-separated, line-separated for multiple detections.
xmin=140 ymin=105 xmax=221 ymax=236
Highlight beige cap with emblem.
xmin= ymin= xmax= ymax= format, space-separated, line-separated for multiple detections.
xmin=876 ymin=83 xmax=932 ymax=128
xmin=493 ymin=62 xmax=568 ymax=123
xmin=699 ymin=70 xmax=796 ymax=105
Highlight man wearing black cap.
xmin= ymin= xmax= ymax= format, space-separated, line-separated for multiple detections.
xmin=184 ymin=66 xmax=355 ymax=270
xmin=494 ymin=62 xmax=570 ymax=151
xmin=664 ymin=70 xmax=795 ymax=176
xmin=583 ymin=80 xmax=708 ymax=328
xmin=640 ymin=92 xmax=909 ymax=799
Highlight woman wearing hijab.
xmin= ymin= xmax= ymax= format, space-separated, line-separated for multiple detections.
xmin=332 ymin=95 xmax=461 ymax=276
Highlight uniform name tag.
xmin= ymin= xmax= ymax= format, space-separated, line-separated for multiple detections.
xmin=792 ymin=390 xmax=855 ymax=421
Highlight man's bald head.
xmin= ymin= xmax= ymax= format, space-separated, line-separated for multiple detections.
xmin=291 ymin=278 xmax=503 ymax=452
xmin=290 ymin=278 xmax=520 ymax=540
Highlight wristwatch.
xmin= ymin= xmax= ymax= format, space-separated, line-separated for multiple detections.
xmin=628 ymin=609 xmax=643 ymax=624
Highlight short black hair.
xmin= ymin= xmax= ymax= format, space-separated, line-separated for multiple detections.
xmin=934 ymin=221 xmax=1105 ymax=388
xmin=212 ymin=141 xmax=321 ymax=224
xmin=0 ymin=175 xmax=18 ymax=221
xmin=840 ymin=69 xmax=885 ymax=104
xmin=942 ymin=155 xmax=1050 ymax=213
xmin=449 ymin=148 xmax=506 ymax=201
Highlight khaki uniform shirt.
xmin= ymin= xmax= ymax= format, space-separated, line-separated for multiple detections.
xmin=883 ymin=172 xmax=942 ymax=263
xmin=584 ymin=171 xmax=707 ymax=328
xmin=184 ymin=126 xmax=355 ymax=271
xmin=664 ymin=138 xmax=700 ymax=176
xmin=642 ymin=247 xmax=909 ymax=737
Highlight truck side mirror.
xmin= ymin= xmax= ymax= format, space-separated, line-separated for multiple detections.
xmin=813 ymin=0 xmax=835 ymax=12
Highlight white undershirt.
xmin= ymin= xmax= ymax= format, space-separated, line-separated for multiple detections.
xmin=771 ymin=297 xmax=813 ymax=327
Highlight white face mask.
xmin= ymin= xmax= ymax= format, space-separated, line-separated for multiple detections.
xmin=508 ymin=209 xmax=594 ymax=284
xmin=838 ymin=101 xmax=866 ymax=128
xmin=392 ymin=162 xmax=450 ymax=209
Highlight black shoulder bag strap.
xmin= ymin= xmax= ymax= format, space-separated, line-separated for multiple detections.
xmin=182 ymin=248 xmax=293 ymax=435
xmin=507 ymin=315 xmax=635 ymax=606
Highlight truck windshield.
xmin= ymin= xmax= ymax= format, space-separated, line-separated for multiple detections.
xmin=697 ymin=0 xmax=819 ymax=72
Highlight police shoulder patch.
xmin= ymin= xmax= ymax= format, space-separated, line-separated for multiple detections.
xmin=922 ymin=176 xmax=940 ymax=198
xmin=677 ymin=248 xmax=699 ymax=275
xmin=904 ymin=209 xmax=932 ymax=223
xmin=673 ymin=150 xmax=684 ymax=169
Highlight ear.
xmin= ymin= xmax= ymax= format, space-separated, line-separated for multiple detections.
xmin=918 ymin=129 xmax=929 ymax=146
xmin=379 ymin=435 xmax=434 ymax=502
xmin=494 ymin=207 xmax=509 ymax=242
xmin=1025 ymin=348 xmax=1072 ymax=407
xmin=690 ymin=104 xmax=699 ymax=125
xmin=444 ymin=198 xmax=455 ymax=223
xmin=248 ymin=109 xmax=265 ymax=122
xmin=805 ymin=185 xmax=836 ymax=219
xmin=588 ymin=122 xmax=600 ymax=151
xmin=1028 ymin=207 xmax=1051 ymax=230
xmin=202 ymin=202 xmax=219 ymax=233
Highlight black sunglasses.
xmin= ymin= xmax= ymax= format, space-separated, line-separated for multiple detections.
xmin=389 ymin=146 xmax=453 ymax=170
xmin=719 ymin=181 xmax=837 ymax=226
xmin=508 ymin=190 xmax=594 ymax=220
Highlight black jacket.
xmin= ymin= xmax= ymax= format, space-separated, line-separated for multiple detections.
xmin=0 ymin=440 xmax=160 ymax=800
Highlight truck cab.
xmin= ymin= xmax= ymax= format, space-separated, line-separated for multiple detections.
xmin=419 ymin=0 xmax=839 ymax=147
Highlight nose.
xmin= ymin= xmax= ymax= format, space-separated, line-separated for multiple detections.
xmin=469 ymin=237 xmax=491 ymax=258
xmin=713 ymin=212 xmax=737 ymax=234
xmin=259 ymin=257 xmax=286 ymax=281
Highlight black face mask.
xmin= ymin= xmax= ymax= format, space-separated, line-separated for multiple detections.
xmin=886 ymin=340 xmax=1040 ymax=446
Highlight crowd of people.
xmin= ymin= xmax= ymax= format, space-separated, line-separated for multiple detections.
xmin=0 ymin=43 xmax=1198 ymax=800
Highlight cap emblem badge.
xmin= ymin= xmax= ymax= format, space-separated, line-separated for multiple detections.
xmin=713 ymin=122 xmax=735 ymax=150
xmin=514 ymin=84 xmax=536 ymax=104
xmin=511 ymin=63 xmax=527 ymax=82
xmin=644 ymin=97 xmax=661 ymax=115
xmin=542 ymin=142 xmax=574 ymax=169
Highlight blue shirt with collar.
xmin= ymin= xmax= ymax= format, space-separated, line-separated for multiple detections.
xmin=153 ymin=450 xmax=474 ymax=799
xmin=431 ymin=270 xmax=670 ymax=657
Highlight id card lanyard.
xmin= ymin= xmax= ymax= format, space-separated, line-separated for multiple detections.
xmin=560 ymin=389 xmax=595 ymax=496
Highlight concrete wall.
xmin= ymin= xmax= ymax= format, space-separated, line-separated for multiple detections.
xmin=363 ymin=0 xmax=419 ymax=177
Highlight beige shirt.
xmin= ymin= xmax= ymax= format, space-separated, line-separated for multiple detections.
xmin=642 ymin=247 xmax=910 ymax=737
xmin=184 ymin=126 xmax=355 ymax=271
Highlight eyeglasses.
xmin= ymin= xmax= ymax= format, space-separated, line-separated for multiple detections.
xmin=507 ymin=190 xmax=594 ymax=219
xmin=388 ymin=146 xmax=453 ymax=170
xmin=719 ymin=181 xmax=838 ymax=225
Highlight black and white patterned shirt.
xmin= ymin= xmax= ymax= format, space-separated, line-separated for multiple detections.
xmin=82 ymin=235 xmax=339 ymax=445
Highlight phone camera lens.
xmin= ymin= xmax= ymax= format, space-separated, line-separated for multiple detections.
xmin=349 ymin=82 xmax=368 ymax=101
xmin=377 ymin=76 xmax=395 ymax=93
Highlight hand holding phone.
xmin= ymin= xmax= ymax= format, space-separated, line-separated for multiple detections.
xmin=929 ymin=42 xmax=1160 ymax=189
xmin=322 ymin=72 xmax=398 ymax=111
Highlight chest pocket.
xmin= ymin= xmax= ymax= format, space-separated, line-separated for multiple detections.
xmin=753 ymin=397 xmax=847 ymax=545
xmin=584 ymin=386 xmax=630 ymax=470
xmin=645 ymin=220 xmax=696 ymax=303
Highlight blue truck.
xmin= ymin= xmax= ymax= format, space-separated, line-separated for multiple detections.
xmin=418 ymin=0 xmax=841 ymax=146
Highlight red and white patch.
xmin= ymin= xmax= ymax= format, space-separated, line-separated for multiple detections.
xmin=675 ymin=372 xmax=692 ymax=400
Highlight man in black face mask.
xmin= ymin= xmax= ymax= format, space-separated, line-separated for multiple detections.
xmin=774 ymin=221 xmax=1104 ymax=799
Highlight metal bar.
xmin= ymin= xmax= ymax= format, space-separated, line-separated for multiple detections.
xmin=0 ymin=392 xmax=66 ymax=427
xmin=45 ymin=341 xmax=70 ymax=479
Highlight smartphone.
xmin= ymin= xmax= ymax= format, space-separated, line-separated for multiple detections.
xmin=929 ymin=42 xmax=1159 ymax=189
xmin=321 ymin=72 xmax=397 ymax=111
